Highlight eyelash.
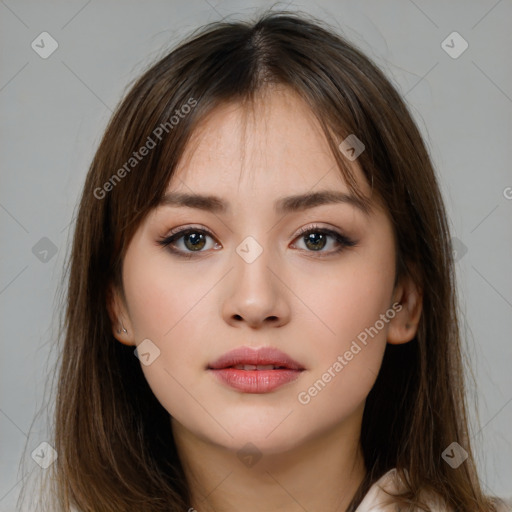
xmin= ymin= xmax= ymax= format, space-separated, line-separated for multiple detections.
xmin=157 ymin=223 xmax=357 ymax=259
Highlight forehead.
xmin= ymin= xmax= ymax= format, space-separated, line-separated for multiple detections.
xmin=169 ymin=86 xmax=372 ymax=199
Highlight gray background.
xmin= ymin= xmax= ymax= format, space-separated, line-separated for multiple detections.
xmin=1 ymin=0 xmax=511 ymax=509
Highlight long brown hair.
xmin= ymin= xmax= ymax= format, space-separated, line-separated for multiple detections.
xmin=26 ymin=9 xmax=500 ymax=511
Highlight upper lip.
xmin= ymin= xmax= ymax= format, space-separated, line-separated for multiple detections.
xmin=208 ymin=346 xmax=305 ymax=371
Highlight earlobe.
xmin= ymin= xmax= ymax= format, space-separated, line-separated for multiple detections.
xmin=387 ymin=274 xmax=423 ymax=345
xmin=106 ymin=283 xmax=136 ymax=346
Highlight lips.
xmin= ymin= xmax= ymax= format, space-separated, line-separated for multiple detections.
xmin=208 ymin=346 xmax=305 ymax=393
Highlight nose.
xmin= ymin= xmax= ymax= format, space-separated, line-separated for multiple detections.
xmin=221 ymin=242 xmax=291 ymax=329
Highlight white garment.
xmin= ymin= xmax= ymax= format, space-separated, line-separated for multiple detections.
xmin=355 ymin=468 xmax=417 ymax=511
xmin=355 ymin=468 xmax=512 ymax=512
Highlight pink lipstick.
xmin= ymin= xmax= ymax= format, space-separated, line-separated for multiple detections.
xmin=207 ymin=346 xmax=305 ymax=393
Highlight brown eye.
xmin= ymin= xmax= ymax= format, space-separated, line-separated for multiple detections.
xmin=182 ymin=232 xmax=207 ymax=251
xmin=157 ymin=227 xmax=221 ymax=258
xmin=292 ymin=225 xmax=357 ymax=257
xmin=303 ymin=232 xmax=328 ymax=251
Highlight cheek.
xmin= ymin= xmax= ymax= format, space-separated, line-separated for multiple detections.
xmin=291 ymin=248 xmax=396 ymax=411
xmin=122 ymin=239 xmax=206 ymax=341
xmin=122 ymin=237 xmax=218 ymax=363
xmin=313 ymin=274 xmax=391 ymax=336
xmin=122 ymin=247 xmax=218 ymax=431
xmin=293 ymin=248 xmax=396 ymax=353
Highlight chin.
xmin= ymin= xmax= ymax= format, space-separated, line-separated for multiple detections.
xmin=198 ymin=413 xmax=315 ymax=455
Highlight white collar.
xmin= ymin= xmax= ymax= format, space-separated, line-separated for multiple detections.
xmin=355 ymin=468 xmax=512 ymax=512
xmin=354 ymin=468 xmax=450 ymax=511
xmin=355 ymin=468 xmax=404 ymax=511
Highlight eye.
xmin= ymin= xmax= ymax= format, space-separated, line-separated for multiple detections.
xmin=291 ymin=224 xmax=357 ymax=256
xmin=157 ymin=225 xmax=221 ymax=259
xmin=157 ymin=223 xmax=357 ymax=259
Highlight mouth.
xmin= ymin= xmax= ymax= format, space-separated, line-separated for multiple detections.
xmin=207 ymin=346 xmax=305 ymax=393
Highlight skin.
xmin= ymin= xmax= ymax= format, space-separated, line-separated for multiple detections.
xmin=109 ymin=85 xmax=422 ymax=512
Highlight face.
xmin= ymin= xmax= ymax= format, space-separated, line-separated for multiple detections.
xmin=110 ymin=86 xmax=420 ymax=455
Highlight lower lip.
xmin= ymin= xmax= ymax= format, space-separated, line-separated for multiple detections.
xmin=209 ymin=368 xmax=303 ymax=393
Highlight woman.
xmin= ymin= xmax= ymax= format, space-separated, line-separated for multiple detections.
xmin=31 ymin=9 xmax=508 ymax=512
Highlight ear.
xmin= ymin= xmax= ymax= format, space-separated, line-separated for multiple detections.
xmin=106 ymin=282 xmax=136 ymax=346
xmin=387 ymin=273 xmax=423 ymax=345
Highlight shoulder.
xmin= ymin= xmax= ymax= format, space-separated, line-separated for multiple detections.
xmin=354 ymin=468 xmax=451 ymax=512
xmin=494 ymin=498 xmax=512 ymax=512
xmin=355 ymin=469 xmax=512 ymax=512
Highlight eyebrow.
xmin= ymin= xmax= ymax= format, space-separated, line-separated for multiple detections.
xmin=158 ymin=190 xmax=371 ymax=216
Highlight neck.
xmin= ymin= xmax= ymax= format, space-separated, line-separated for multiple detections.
xmin=172 ymin=408 xmax=367 ymax=512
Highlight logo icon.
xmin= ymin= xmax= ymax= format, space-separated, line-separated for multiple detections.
xmin=451 ymin=237 xmax=468 ymax=263
xmin=237 ymin=442 xmax=262 ymax=468
xmin=442 ymin=441 xmax=468 ymax=468
xmin=32 ymin=237 xmax=58 ymax=263
xmin=338 ymin=134 xmax=365 ymax=161
xmin=31 ymin=441 xmax=58 ymax=469
xmin=441 ymin=32 xmax=468 ymax=59
xmin=236 ymin=236 xmax=263 ymax=264
xmin=134 ymin=339 xmax=161 ymax=366
xmin=31 ymin=32 xmax=59 ymax=59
